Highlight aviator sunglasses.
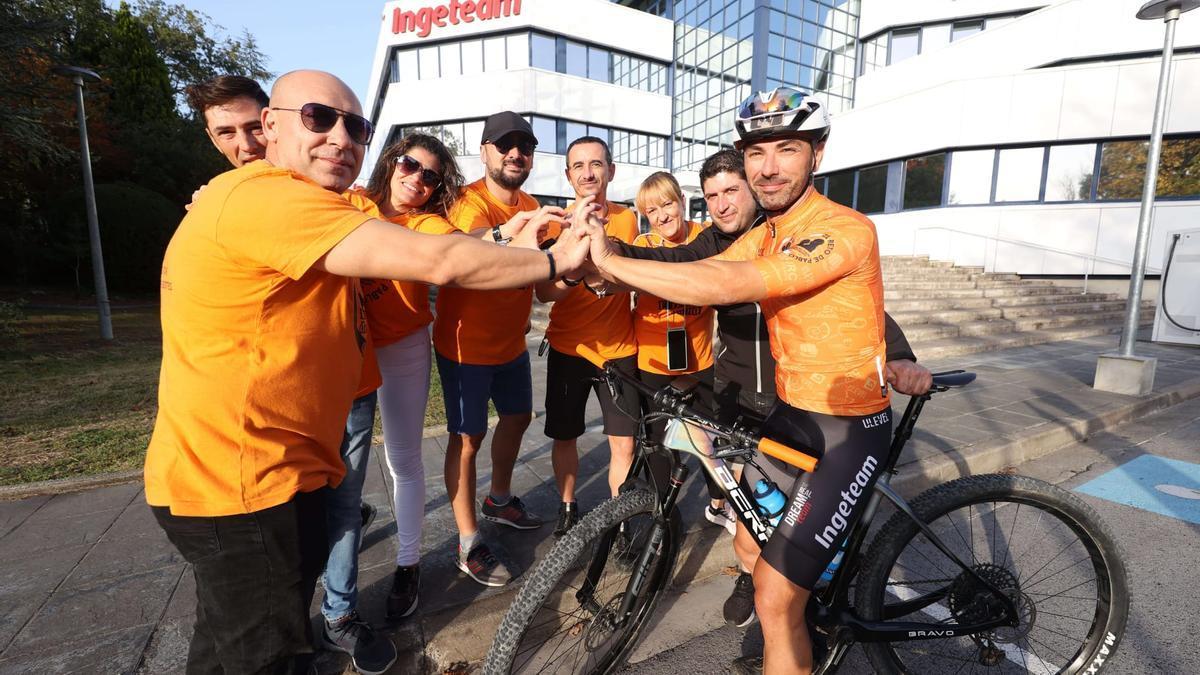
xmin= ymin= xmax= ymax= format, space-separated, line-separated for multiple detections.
xmin=395 ymin=154 xmax=443 ymax=189
xmin=271 ymin=103 xmax=374 ymax=145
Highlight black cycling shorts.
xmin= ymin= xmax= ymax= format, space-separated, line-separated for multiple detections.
xmin=741 ymin=401 xmax=893 ymax=590
xmin=544 ymin=350 xmax=640 ymax=440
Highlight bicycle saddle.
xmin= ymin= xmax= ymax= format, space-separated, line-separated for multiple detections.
xmin=930 ymin=370 xmax=976 ymax=388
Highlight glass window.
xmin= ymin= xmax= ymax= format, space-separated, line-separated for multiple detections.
xmin=1044 ymin=143 xmax=1096 ymax=201
xmin=814 ymin=176 xmax=828 ymax=195
xmin=530 ymin=116 xmax=556 ymax=153
xmin=994 ymin=147 xmax=1044 ymax=202
xmin=947 ymin=149 xmax=994 ymax=204
xmin=563 ymin=120 xmax=587 ymax=149
xmin=1097 ymin=140 xmax=1148 ymax=200
xmin=463 ymin=120 xmax=485 ymax=151
xmin=565 ymin=40 xmax=587 ymax=77
xmin=921 ymin=23 xmax=951 ymax=54
xmin=418 ymin=46 xmax=439 ymax=79
xmin=889 ymin=29 xmax=920 ymax=65
xmin=1158 ymin=137 xmax=1200 ymax=197
xmin=856 ymin=164 xmax=888 ymax=214
xmin=531 ymin=33 xmax=556 ymax=70
xmin=827 ymin=171 xmax=854 ymax=207
xmin=397 ymin=49 xmax=419 ymax=81
xmin=507 ymin=33 xmax=529 ymax=69
xmin=586 ymin=125 xmax=610 ymax=145
xmin=461 ymin=40 xmax=483 ymax=76
xmin=439 ymin=43 xmax=461 ymax=78
xmin=903 ymin=153 xmax=946 ymax=209
xmin=588 ymin=46 xmax=609 ymax=82
xmin=483 ymin=36 xmax=506 ymax=71
xmin=951 ymin=20 xmax=984 ymax=41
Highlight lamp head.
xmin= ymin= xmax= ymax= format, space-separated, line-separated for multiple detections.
xmin=1136 ymin=0 xmax=1199 ymax=20
xmin=52 ymin=66 xmax=101 ymax=83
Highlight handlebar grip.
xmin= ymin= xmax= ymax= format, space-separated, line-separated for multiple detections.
xmin=758 ymin=437 xmax=819 ymax=473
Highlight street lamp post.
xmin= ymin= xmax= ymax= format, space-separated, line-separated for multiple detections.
xmin=1094 ymin=0 xmax=1198 ymax=395
xmin=53 ymin=65 xmax=113 ymax=341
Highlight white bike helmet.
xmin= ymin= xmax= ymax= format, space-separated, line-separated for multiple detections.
xmin=734 ymin=87 xmax=830 ymax=148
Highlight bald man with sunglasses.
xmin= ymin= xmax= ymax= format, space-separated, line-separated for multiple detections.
xmin=145 ymin=71 xmax=591 ymax=674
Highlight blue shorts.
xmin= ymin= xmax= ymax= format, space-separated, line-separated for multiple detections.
xmin=436 ymin=350 xmax=533 ymax=436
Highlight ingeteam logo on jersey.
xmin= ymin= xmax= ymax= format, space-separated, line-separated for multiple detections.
xmin=814 ymin=454 xmax=878 ymax=549
xmin=392 ymin=0 xmax=522 ymax=38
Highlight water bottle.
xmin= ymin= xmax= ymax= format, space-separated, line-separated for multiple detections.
xmin=820 ymin=542 xmax=847 ymax=583
xmin=752 ymin=479 xmax=786 ymax=527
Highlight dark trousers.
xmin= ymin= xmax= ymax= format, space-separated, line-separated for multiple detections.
xmin=153 ymin=489 xmax=330 ymax=675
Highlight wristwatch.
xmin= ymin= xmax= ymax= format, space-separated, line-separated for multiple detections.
xmin=491 ymin=225 xmax=512 ymax=246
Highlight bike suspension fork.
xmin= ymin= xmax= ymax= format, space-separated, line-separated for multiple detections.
xmin=615 ymin=461 xmax=689 ymax=622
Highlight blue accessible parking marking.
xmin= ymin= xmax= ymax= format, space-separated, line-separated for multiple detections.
xmin=1076 ymin=455 xmax=1200 ymax=524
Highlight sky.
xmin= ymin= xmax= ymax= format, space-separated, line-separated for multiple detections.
xmin=107 ymin=0 xmax=387 ymax=104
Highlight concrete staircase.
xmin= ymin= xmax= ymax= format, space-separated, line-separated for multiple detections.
xmin=528 ymin=255 xmax=1155 ymax=361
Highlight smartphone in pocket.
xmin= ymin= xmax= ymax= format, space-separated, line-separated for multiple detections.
xmin=666 ymin=325 xmax=689 ymax=372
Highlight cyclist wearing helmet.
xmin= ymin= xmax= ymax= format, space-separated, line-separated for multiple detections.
xmin=583 ymin=87 xmax=895 ymax=675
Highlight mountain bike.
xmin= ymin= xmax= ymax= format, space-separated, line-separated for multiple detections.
xmin=483 ymin=364 xmax=1130 ymax=674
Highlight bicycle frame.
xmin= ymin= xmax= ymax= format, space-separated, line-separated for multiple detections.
xmin=586 ymin=367 xmax=1021 ymax=649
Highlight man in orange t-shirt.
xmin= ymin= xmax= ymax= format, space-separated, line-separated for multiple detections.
xmin=535 ymin=136 xmax=641 ymax=537
xmin=147 ymin=72 xmax=591 ymax=673
xmin=433 ymin=111 xmax=554 ymax=587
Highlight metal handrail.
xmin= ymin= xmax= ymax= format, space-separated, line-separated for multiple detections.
xmin=914 ymin=226 xmax=1163 ymax=294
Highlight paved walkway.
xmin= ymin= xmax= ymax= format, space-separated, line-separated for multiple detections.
xmin=2 ymin=332 xmax=1199 ymax=674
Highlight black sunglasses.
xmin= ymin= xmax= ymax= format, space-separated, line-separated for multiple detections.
xmin=491 ymin=135 xmax=536 ymax=156
xmin=395 ymin=154 xmax=443 ymax=189
xmin=272 ymin=103 xmax=374 ymax=146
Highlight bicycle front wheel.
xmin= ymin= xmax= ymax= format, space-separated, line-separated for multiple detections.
xmin=858 ymin=474 xmax=1129 ymax=674
xmin=483 ymin=488 xmax=680 ymax=675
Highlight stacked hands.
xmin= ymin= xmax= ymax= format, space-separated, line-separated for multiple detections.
xmin=499 ymin=193 xmax=933 ymax=396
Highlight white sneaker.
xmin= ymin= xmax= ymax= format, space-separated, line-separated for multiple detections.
xmin=704 ymin=503 xmax=737 ymax=536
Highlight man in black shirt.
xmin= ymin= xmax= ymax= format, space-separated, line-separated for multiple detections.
xmin=617 ymin=149 xmax=932 ymax=627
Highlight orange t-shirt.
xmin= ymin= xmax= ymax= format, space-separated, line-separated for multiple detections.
xmin=145 ymin=160 xmax=374 ymax=516
xmin=632 ymin=221 xmax=715 ymax=375
xmin=546 ymin=202 xmax=639 ymax=366
xmin=434 ymin=179 xmax=540 ymax=365
xmin=361 ymin=211 xmax=459 ymax=347
xmin=716 ymin=187 xmax=889 ymax=416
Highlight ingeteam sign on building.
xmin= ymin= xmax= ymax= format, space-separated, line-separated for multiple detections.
xmin=391 ymin=0 xmax=522 ymax=38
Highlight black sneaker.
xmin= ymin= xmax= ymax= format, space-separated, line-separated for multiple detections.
xmin=481 ymin=495 xmax=544 ymax=530
xmin=723 ymin=572 xmax=757 ymax=628
xmin=321 ymin=612 xmax=397 ymax=675
xmin=553 ymin=502 xmax=580 ymax=537
xmin=386 ymin=564 xmax=420 ymax=621
xmin=456 ymin=541 xmax=513 ymax=587
xmin=359 ymin=503 xmax=377 ymax=552
xmin=729 ymin=655 xmax=761 ymax=674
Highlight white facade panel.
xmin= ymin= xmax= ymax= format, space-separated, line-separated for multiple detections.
xmin=858 ymin=0 xmax=1045 ymax=38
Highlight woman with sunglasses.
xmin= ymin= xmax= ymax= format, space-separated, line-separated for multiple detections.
xmin=357 ymin=133 xmax=464 ymax=622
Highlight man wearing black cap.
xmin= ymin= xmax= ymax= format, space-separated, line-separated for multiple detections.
xmin=433 ymin=111 xmax=548 ymax=586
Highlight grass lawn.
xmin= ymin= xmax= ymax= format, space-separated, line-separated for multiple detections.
xmin=0 ymin=304 xmax=446 ymax=486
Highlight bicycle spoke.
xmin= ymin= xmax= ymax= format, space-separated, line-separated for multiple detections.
xmin=1023 ymin=554 xmax=1094 ymax=591
xmin=1000 ymin=501 xmax=1021 ymax=570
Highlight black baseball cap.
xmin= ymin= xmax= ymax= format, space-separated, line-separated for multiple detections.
xmin=481 ymin=111 xmax=538 ymax=146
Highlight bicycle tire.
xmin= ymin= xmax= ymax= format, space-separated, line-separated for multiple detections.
xmin=483 ymin=488 xmax=681 ymax=674
xmin=857 ymin=474 xmax=1129 ymax=674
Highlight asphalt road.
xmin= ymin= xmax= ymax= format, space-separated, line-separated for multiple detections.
xmin=621 ymin=397 xmax=1200 ymax=675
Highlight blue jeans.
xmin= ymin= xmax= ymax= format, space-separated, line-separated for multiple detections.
xmin=321 ymin=391 xmax=378 ymax=623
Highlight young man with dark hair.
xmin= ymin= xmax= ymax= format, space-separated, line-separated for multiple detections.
xmin=536 ymin=135 xmax=642 ymax=536
xmin=185 ymin=75 xmax=270 ymax=168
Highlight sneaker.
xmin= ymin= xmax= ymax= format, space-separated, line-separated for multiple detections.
xmin=386 ymin=564 xmax=420 ymax=621
xmin=705 ymin=503 xmax=737 ymax=536
xmin=553 ymin=502 xmax=581 ymax=537
xmin=457 ymin=541 xmax=513 ymax=587
xmin=729 ymin=655 xmax=762 ymax=675
xmin=481 ymin=495 xmax=544 ymax=530
xmin=723 ymin=572 xmax=757 ymax=628
xmin=358 ymin=503 xmax=377 ymax=552
xmin=321 ymin=612 xmax=397 ymax=675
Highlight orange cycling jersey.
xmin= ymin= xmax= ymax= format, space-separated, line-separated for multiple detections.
xmin=633 ymin=221 xmax=715 ymax=375
xmin=434 ymin=179 xmax=540 ymax=365
xmin=546 ymin=202 xmax=639 ymax=367
xmin=361 ymin=211 xmax=459 ymax=347
xmin=716 ymin=187 xmax=889 ymax=417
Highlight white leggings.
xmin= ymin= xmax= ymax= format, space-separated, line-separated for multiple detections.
xmin=376 ymin=327 xmax=432 ymax=567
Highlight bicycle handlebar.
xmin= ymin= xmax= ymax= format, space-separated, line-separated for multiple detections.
xmin=599 ymin=361 xmax=820 ymax=473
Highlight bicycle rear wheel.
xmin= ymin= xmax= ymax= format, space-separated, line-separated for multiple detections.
xmin=483 ymin=489 xmax=680 ymax=675
xmin=857 ymin=474 xmax=1129 ymax=674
